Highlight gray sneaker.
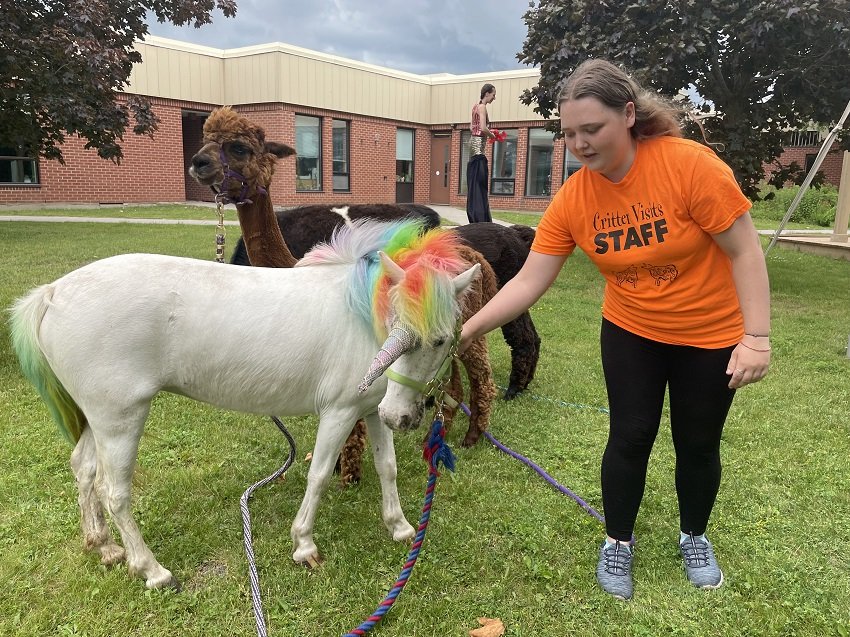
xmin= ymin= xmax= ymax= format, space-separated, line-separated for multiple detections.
xmin=596 ymin=541 xmax=634 ymax=600
xmin=679 ymin=533 xmax=724 ymax=589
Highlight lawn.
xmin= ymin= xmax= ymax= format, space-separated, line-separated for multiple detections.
xmin=0 ymin=216 xmax=848 ymax=636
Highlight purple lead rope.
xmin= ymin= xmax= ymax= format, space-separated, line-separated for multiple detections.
xmin=483 ymin=430 xmax=605 ymax=524
xmin=457 ymin=400 xmax=607 ymax=526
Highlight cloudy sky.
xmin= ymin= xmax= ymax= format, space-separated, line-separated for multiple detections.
xmin=146 ymin=0 xmax=536 ymax=75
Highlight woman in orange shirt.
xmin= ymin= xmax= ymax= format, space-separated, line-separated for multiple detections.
xmin=467 ymin=83 xmax=497 ymax=222
xmin=460 ymin=60 xmax=770 ymax=600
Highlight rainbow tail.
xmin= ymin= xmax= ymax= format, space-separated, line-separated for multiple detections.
xmin=9 ymin=285 xmax=87 ymax=444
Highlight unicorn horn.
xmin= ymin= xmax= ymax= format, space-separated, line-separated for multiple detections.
xmin=358 ymin=323 xmax=419 ymax=393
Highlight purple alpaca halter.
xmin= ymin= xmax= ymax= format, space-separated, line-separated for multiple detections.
xmin=215 ymin=148 xmax=267 ymax=205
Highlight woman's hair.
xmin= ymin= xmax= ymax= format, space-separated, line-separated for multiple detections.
xmin=480 ymin=83 xmax=495 ymax=101
xmin=558 ymin=59 xmax=683 ymax=140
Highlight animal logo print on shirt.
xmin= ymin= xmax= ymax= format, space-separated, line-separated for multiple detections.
xmin=615 ymin=265 xmax=639 ymax=288
xmin=641 ymin=263 xmax=678 ymax=286
xmin=614 ymin=263 xmax=679 ymax=288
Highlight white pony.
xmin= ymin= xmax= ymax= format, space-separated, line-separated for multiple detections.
xmin=10 ymin=219 xmax=479 ymax=589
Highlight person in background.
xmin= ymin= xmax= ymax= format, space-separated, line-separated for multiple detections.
xmin=459 ymin=59 xmax=771 ymax=600
xmin=466 ymin=83 xmax=497 ymax=222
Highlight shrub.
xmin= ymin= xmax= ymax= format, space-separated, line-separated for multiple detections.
xmin=752 ymin=184 xmax=839 ymax=226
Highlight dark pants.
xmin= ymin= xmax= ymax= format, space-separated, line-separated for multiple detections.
xmin=599 ymin=319 xmax=736 ymax=541
xmin=466 ymin=154 xmax=491 ymax=223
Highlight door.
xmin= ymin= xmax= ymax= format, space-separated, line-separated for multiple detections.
xmin=429 ymin=134 xmax=451 ymax=204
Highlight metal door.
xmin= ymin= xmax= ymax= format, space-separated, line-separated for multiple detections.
xmin=429 ymin=134 xmax=451 ymax=204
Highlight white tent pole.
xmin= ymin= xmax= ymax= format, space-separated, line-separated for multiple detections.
xmin=765 ymin=99 xmax=850 ymax=256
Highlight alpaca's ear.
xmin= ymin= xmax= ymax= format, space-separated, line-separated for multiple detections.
xmin=265 ymin=142 xmax=296 ymax=158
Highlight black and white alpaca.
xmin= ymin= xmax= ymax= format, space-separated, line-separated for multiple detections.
xmin=230 ymin=204 xmax=441 ymax=264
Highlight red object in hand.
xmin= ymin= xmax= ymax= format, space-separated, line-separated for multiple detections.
xmin=488 ymin=128 xmax=507 ymax=144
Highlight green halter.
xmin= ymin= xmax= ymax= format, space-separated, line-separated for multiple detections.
xmin=383 ymin=325 xmax=461 ymax=411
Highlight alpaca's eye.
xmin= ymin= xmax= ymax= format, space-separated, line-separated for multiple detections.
xmin=229 ymin=143 xmax=251 ymax=156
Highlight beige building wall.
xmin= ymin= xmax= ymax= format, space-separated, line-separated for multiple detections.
xmin=128 ymin=39 xmax=226 ymax=105
xmin=127 ymin=36 xmax=544 ymax=126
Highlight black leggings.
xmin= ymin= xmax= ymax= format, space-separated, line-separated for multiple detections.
xmin=600 ymin=319 xmax=736 ymax=542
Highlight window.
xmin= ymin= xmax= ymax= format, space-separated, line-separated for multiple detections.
xmin=805 ymin=153 xmax=817 ymax=174
xmin=563 ymin=147 xmax=582 ymax=182
xmin=396 ymin=128 xmax=414 ymax=183
xmin=0 ymin=145 xmax=38 ymax=185
xmin=491 ymin=130 xmax=518 ymax=196
xmin=525 ymin=129 xmax=554 ymax=196
xmin=332 ymin=119 xmax=350 ymax=191
xmin=458 ymin=130 xmax=471 ymax=195
xmin=786 ymin=130 xmax=821 ymax=147
xmin=295 ymin=115 xmax=321 ymax=191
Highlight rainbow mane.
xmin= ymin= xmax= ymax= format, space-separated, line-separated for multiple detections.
xmin=298 ymin=219 xmax=468 ymax=340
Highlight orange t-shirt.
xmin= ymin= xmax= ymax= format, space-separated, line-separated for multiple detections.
xmin=532 ymin=136 xmax=752 ymax=348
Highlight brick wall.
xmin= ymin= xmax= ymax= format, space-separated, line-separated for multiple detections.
xmin=0 ymin=100 xmax=187 ymax=205
xmin=223 ymin=105 xmax=410 ymax=207
xmin=765 ymin=146 xmax=844 ymax=188
xmin=7 ymin=93 xmax=836 ymax=212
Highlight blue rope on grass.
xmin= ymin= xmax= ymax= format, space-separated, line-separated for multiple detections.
xmin=343 ymin=418 xmax=455 ymax=637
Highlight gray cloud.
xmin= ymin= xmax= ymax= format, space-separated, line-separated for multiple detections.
xmin=146 ymin=0 xmax=534 ymax=75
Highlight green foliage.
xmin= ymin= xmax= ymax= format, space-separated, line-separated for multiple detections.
xmin=1 ymin=212 xmax=849 ymax=635
xmin=0 ymin=1 xmax=237 ymax=163
xmin=518 ymin=0 xmax=850 ymax=200
xmin=751 ymin=184 xmax=839 ymax=226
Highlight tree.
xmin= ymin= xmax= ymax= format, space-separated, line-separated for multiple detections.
xmin=0 ymin=0 xmax=237 ymax=163
xmin=518 ymin=0 xmax=850 ymax=199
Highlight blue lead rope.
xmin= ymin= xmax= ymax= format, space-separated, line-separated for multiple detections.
xmin=343 ymin=417 xmax=455 ymax=637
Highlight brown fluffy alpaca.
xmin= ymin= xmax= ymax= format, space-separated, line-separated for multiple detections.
xmin=444 ymin=244 xmax=499 ymax=447
xmin=189 ymin=106 xmax=367 ymax=484
xmin=452 ymin=222 xmax=541 ymax=399
xmin=190 ymin=107 xmax=298 ymax=268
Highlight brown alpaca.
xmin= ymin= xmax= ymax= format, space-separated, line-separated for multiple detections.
xmin=190 ymin=107 xmax=297 ymax=268
xmin=445 ymin=244 xmax=499 ymax=446
xmin=189 ymin=107 xmax=367 ymax=484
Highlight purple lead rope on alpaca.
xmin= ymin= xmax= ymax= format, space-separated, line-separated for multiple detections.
xmin=483 ymin=431 xmax=606 ymax=525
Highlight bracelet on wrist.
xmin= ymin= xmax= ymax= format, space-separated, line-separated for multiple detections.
xmin=739 ymin=341 xmax=771 ymax=352
xmin=744 ymin=332 xmax=770 ymax=338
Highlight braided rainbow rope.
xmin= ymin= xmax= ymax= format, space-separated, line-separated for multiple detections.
xmin=342 ymin=417 xmax=455 ymax=637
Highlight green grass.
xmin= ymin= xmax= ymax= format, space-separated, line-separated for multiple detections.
xmin=491 ymin=185 xmax=841 ymax=230
xmin=0 ymin=203 xmax=220 ymax=221
xmin=1 ymin=214 xmax=849 ymax=636
xmin=490 ymin=210 xmax=544 ymax=226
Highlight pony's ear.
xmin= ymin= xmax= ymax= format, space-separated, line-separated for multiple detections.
xmin=452 ymin=263 xmax=480 ymax=296
xmin=265 ymin=142 xmax=296 ymax=158
xmin=379 ymin=251 xmax=406 ymax=284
